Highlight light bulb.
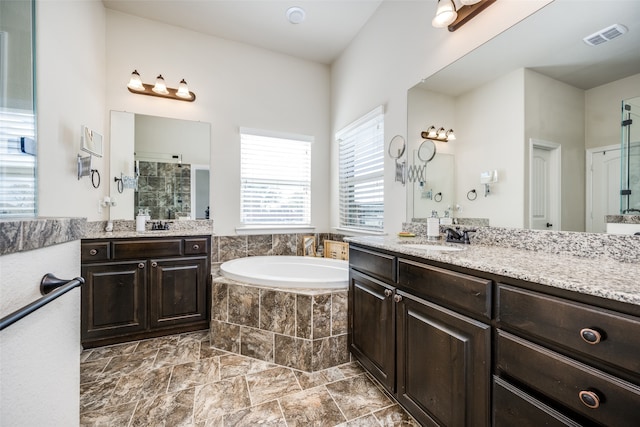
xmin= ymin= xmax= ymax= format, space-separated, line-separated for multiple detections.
xmin=152 ymin=75 xmax=169 ymax=95
xmin=432 ymin=0 xmax=457 ymax=28
xmin=127 ymin=70 xmax=144 ymax=91
xmin=176 ymin=79 xmax=191 ymax=99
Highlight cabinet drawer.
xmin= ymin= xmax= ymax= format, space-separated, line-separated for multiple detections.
xmin=496 ymin=284 xmax=640 ymax=375
xmin=496 ymin=330 xmax=640 ymax=427
xmin=493 ymin=376 xmax=581 ymax=427
xmin=398 ymin=259 xmax=491 ymax=319
xmin=112 ymin=239 xmax=183 ymax=259
xmin=184 ymin=238 xmax=208 ymax=255
xmin=349 ymin=246 xmax=396 ymax=282
xmin=81 ymin=242 xmax=110 ymax=262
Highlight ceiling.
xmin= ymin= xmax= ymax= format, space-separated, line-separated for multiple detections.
xmin=418 ymin=0 xmax=640 ymax=95
xmin=102 ymin=0 xmax=384 ymax=64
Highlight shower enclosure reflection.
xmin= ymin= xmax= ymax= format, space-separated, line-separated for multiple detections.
xmin=109 ymin=111 xmax=211 ymax=220
xmin=621 ymin=96 xmax=640 ymax=215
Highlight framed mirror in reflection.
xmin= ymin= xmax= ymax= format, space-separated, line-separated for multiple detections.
xmin=109 ymin=111 xmax=211 ymax=220
xmin=406 ymin=0 xmax=640 ymax=233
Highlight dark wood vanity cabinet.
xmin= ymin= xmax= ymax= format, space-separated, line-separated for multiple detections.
xmin=81 ymin=236 xmax=211 ymax=347
xmin=349 ymin=243 xmax=640 ymax=426
xmin=495 ymin=284 xmax=640 ymax=427
xmin=349 ymin=245 xmax=491 ymax=426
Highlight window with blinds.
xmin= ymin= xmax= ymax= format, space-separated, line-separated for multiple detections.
xmin=337 ymin=106 xmax=384 ymax=232
xmin=0 ymin=109 xmax=37 ymax=217
xmin=240 ymin=130 xmax=312 ymax=225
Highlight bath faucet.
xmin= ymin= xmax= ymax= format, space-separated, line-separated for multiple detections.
xmin=622 ymin=208 xmax=640 ymax=214
xmin=445 ymin=227 xmax=476 ymax=244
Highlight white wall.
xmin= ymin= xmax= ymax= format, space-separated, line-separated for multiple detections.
xmin=330 ymin=0 xmax=552 ymax=234
xmin=0 ymin=241 xmax=81 ymax=427
xmin=586 ymin=73 xmax=640 ymax=150
xmin=37 ymin=1 xmax=107 ymax=220
xmin=104 ymin=11 xmax=331 ymax=235
xmin=525 ymin=69 xmax=585 ymax=231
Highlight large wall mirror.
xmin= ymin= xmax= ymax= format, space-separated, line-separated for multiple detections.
xmin=407 ymin=0 xmax=640 ymax=233
xmin=109 ymin=111 xmax=211 ymax=220
xmin=0 ymin=0 xmax=36 ymax=218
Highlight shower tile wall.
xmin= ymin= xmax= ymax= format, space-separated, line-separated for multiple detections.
xmin=135 ymin=161 xmax=191 ymax=220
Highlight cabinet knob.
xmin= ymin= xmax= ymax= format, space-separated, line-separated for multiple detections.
xmin=394 ymin=295 xmax=403 ymax=303
xmin=89 ymin=249 xmax=98 ymax=256
xmin=192 ymin=244 xmax=200 ymax=250
xmin=580 ymin=328 xmax=602 ymax=344
xmin=579 ymin=390 xmax=601 ymax=409
xmin=384 ymin=289 xmax=392 ymax=298
xmin=151 ymin=261 xmax=158 ymax=268
xmin=138 ymin=262 xmax=145 ymax=269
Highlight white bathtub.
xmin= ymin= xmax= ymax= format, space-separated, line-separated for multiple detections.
xmin=220 ymin=256 xmax=348 ymax=289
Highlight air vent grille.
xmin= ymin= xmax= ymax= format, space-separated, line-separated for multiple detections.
xmin=583 ymin=24 xmax=628 ymax=46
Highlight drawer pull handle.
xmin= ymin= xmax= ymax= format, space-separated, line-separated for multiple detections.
xmin=192 ymin=244 xmax=200 ymax=250
xmin=394 ymin=295 xmax=403 ymax=303
xmin=580 ymin=328 xmax=602 ymax=344
xmin=579 ymin=390 xmax=600 ymax=409
xmin=89 ymin=249 xmax=98 ymax=256
xmin=384 ymin=289 xmax=392 ymax=298
xmin=151 ymin=261 xmax=158 ymax=268
xmin=138 ymin=263 xmax=145 ymax=269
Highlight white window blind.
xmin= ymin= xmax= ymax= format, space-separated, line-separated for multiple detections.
xmin=337 ymin=106 xmax=384 ymax=232
xmin=240 ymin=130 xmax=311 ymax=225
xmin=0 ymin=108 xmax=36 ymax=217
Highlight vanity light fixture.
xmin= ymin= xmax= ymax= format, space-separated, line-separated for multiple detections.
xmin=127 ymin=70 xmax=196 ymax=102
xmin=421 ymin=126 xmax=455 ymax=142
xmin=432 ymin=0 xmax=496 ymax=32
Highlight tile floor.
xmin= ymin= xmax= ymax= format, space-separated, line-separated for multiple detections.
xmin=80 ymin=330 xmax=419 ymax=426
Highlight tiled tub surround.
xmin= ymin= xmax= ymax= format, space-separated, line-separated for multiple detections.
xmin=210 ymin=277 xmax=349 ymax=372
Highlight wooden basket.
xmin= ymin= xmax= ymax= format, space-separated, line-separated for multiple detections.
xmin=324 ymin=240 xmax=349 ymax=260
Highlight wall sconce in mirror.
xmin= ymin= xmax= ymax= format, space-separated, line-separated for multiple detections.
xmin=388 ymin=135 xmax=407 ymax=185
xmin=480 ymin=169 xmax=498 ymax=196
xmin=432 ymin=0 xmax=496 ymax=32
xmin=421 ymin=126 xmax=456 ymax=142
xmin=127 ymin=70 xmax=196 ymax=102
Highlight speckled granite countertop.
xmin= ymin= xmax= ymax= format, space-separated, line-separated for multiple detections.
xmin=82 ymin=219 xmax=214 ymax=240
xmin=346 ymin=236 xmax=640 ymax=307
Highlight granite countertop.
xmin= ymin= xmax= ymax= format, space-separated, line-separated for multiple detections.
xmin=82 ymin=219 xmax=214 ymax=240
xmin=82 ymin=229 xmax=213 ymax=239
xmin=346 ymin=235 xmax=640 ymax=307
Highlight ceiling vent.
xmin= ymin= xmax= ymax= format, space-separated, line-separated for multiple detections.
xmin=583 ymin=24 xmax=628 ymax=46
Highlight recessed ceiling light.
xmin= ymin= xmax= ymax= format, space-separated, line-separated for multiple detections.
xmin=286 ymin=6 xmax=306 ymax=24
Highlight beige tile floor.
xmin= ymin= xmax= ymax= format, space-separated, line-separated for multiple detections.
xmin=80 ymin=330 xmax=419 ymax=426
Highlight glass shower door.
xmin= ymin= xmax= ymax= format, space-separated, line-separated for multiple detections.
xmin=621 ymin=96 xmax=640 ymax=214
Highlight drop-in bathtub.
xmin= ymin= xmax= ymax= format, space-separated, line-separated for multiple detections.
xmin=220 ymin=255 xmax=348 ymax=290
xmin=213 ymin=255 xmax=350 ymax=372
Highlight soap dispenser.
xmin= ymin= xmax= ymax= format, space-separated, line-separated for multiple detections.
xmin=427 ymin=210 xmax=440 ymax=240
xmin=136 ymin=209 xmax=146 ymax=232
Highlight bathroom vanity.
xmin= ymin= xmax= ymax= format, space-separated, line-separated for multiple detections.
xmin=347 ymin=236 xmax=640 ymax=427
xmin=81 ymin=235 xmax=211 ymax=347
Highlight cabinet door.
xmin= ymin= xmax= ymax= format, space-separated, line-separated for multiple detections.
xmin=349 ymin=269 xmax=395 ymax=392
xmin=81 ymin=261 xmax=147 ymax=343
xmin=149 ymin=257 xmax=209 ymax=328
xmin=396 ymin=291 xmax=490 ymax=427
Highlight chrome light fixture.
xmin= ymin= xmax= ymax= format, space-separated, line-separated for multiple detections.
xmin=432 ymin=0 xmax=496 ymax=32
xmin=421 ymin=126 xmax=455 ymax=142
xmin=127 ymin=70 xmax=196 ymax=102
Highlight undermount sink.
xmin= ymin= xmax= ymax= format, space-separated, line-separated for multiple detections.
xmin=402 ymin=244 xmax=465 ymax=252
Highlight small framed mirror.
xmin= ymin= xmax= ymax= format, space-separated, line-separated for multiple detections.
xmin=417 ymin=139 xmax=436 ymax=163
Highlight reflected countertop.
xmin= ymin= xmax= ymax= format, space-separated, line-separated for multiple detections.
xmin=346 ymin=235 xmax=640 ymax=308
